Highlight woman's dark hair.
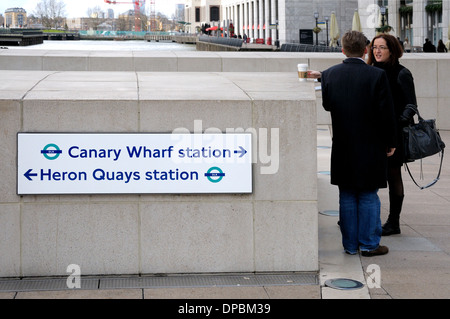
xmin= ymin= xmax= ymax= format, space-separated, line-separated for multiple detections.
xmin=367 ymin=34 xmax=404 ymax=66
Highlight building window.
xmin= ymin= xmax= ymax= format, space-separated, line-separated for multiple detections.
xmin=425 ymin=0 xmax=443 ymax=45
xmin=195 ymin=7 xmax=200 ymax=22
xmin=18 ymin=14 xmax=24 ymax=27
xmin=210 ymin=6 xmax=219 ymax=22
xmin=399 ymin=1 xmax=413 ymax=41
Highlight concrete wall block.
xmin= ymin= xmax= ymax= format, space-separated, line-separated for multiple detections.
xmin=44 ymin=71 xmax=137 ymax=82
xmin=21 ymin=194 xmax=141 ymax=204
xmin=220 ymin=54 xmax=266 ymax=72
xmin=401 ymin=58 xmax=438 ymax=99
xmin=22 ymin=100 xmax=139 ymax=132
xmin=264 ymin=54 xmax=308 ymax=72
xmin=315 ymin=92 xmax=331 ymax=125
xmin=253 ymin=99 xmax=317 ymax=201
xmin=0 ymin=71 xmax=319 ymax=276
xmin=89 ymin=56 xmax=134 ymax=72
xmin=132 ymin=51 xmax=179 ymax=72
xmin=177 ymin=57 xmax=222 ymax=72
xmin=254 ymin=201 xmax=318 ymax=272
xmin=0 ymin=204 xmax=21 ymax=277
xmin=133 ymin=57 xmax=178 ymax=72
xmin=138 ymin=72 xmax=250 ymax=101
xmin=43 ymin=56 xmax=89 ymax=71
xmin=416 ymin=97 xmax=438 ymax=121
xmin=438 ymin=98 xmax=450 ymax=130
xmin=139 ymin=100 xmax=253 ymax=133
xmin=308 ymin=56 xmax=342 ymax=74
xmin=223 ymin=72 xmax=305 ymax=94
xmin=21 ymin=202 xmax=140 ymax=276
xmin=0 ymin=56 xmax=43 ymax=70
xmin=0 ymin=101 xmax=21 ymax=202
xmin=438 ymin=59 xmax=450 ymax=98
xmin=140 ymin=201 xmax=254 ymax=273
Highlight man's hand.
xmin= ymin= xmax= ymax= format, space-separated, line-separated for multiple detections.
xmin=307 ymin=70 xmax=322 ymax=79
xmin=387 ymin=148 xmax=396 ymax=157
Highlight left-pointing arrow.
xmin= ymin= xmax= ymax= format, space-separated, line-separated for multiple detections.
xmin=24 ymin=169 xmax=38 ymax=181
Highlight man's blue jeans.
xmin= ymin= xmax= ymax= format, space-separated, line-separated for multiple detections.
xmin=338 ymin=187 xmax=382 ymax=254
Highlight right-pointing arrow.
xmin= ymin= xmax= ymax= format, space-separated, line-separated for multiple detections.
xmin=234 ymin=146 xmax=247 ymax=158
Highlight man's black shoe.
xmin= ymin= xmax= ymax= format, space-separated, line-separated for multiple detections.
xmin=361 ymin=245 xmax=389 ymax=257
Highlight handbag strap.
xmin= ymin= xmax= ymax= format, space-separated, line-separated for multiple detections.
xmin=406 ymin=104 xmax=424 ymax=122
xmin=405 ymin=149 xmax=444 ymax=189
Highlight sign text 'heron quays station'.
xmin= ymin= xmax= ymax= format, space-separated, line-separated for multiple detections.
xmin=17 ymin=133 xmax=252 ymax=195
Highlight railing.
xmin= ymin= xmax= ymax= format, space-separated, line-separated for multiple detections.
xmin=197 ymin=35 xmax=243 ymax=48
xmin=0 ymin=28 xmax=44 ymax=36
xmin=280 ymin=43 xmax=342 ymax=52
xmin=79 ymin=30 xmax=179 ymax=37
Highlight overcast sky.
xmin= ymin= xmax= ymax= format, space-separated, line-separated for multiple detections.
xmin=0 ymin=0 xmax=182 ymax=18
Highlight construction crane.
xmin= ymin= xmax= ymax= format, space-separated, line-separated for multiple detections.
xmin=148 ymin=0 xmax=157 ymax=31
xmin=104 ymin=0 xmax=147 ymax=32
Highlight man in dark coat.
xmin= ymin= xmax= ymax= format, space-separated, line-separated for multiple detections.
xmin=423 ymin=38 xmax=436 ymax=52
xmin=320 ymin=31 xmax=397 ymax=257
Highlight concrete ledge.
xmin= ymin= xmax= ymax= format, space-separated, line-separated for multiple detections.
xmin=0 ymin=71 xmax=318 ymax=277
xmin=0 ymin=49 xmax=310 ymax=72
xmin=1 ymin=50 xmax=448 ymax=129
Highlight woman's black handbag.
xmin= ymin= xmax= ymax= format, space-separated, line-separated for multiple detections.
xmin=402 ymin=105 xmax=445 ymax=189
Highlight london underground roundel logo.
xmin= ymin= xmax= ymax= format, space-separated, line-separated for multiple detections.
xmin=205 ymin=167 xmax=225 ymax=183
xmin=41 ymin=143 xmax=62 ymax=160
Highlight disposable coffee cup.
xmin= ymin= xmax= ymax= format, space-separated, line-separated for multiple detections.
xmin=298 ymin=64 xmax=308 ymax=82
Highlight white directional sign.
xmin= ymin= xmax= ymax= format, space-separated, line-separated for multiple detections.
xmin=17 ymin=133 xmax=252 ymax=195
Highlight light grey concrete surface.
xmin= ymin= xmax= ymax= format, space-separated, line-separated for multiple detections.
xmin=1 ymin=50 xmax=448 ymax=130
xmin=318 ymin=126 xmax=450 ymax=299
xmin=1 ymin=128 xmax=448 ymax=299
xmin=1 ymin=50 xmax=449 ymax=298
xmin=0 ymin=71 xmax=318 ymax=277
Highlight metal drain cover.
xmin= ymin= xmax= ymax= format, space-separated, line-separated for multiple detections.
xmin=324 ymin=278 xmax=364 ymax=290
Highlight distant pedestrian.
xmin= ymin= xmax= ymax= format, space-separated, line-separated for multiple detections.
xmin=423 ymin=38 xmax=436 ymax=52
xmin=437 ymin=39 xmax=448 ymax=53
xmin=403 ymin=37 xmax=411 ymax=53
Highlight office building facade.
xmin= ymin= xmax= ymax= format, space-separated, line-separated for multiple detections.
xmin=185 ymin=0 xmax=449 ymax=47
xmin=4 ymin=7 xmax=27 ymax=28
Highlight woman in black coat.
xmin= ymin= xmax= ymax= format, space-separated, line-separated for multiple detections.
xmin=367 ymin=34 xmax=418 ymax=236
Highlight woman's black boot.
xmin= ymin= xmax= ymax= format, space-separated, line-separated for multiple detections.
xmin=382 ymin=193 xmax=403 ymax=236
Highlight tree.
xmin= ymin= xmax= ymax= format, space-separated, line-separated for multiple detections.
xmin=33 ymin=0 xmax=66 ymax=29
xmin=86 ymin=6 xmax=106 ymax=30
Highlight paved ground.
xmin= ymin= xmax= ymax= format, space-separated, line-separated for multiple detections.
xmin=318 ymin=126 xmax=450 ymax=299
xmin=0 ymin=126 xmax=448 ymax=299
